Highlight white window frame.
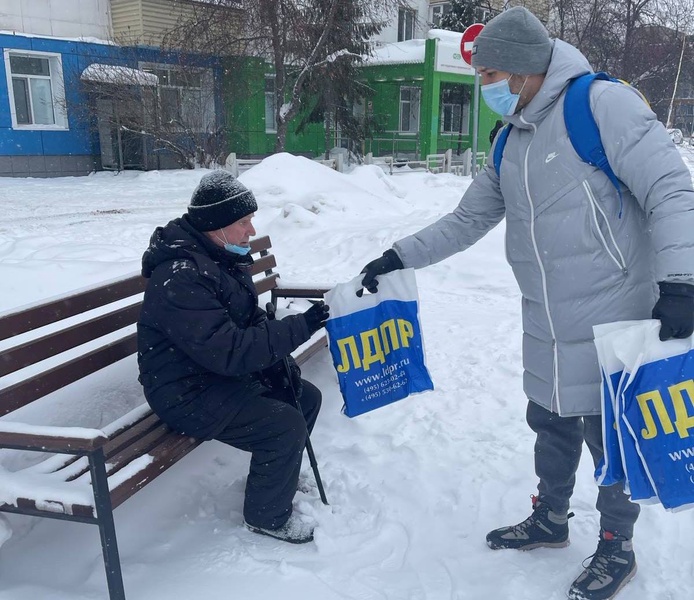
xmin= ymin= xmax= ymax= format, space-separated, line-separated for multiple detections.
xmin=399 ymin=86 xmax=421 ymax=133
xmin=398 ymin=8 xmax=416 ymax=42
xmin=430 ymin=3 xmax=451 ymax=27
xmin=440 ymin=101 xmax=471 ymax=134
xmin=4 ymin=49 xmax=68 ymax=130
xmin=264 ymin=74 xmax=277 ymax=133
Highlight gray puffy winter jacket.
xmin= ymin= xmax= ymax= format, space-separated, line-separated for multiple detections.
xmin=393 ymin=40 xmax=694 ymax=417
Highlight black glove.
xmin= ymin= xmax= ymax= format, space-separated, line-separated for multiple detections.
xmin=302 ymin=301 xmax=330 ymax=335
xmin=259 ymin=356 xmax=303 ymax=398
xmin=287 ymin=356 xmax=303 ymax=398
xmin=251 ymin=306 xmax=268 ymax=326
xmin=652 ymin=282 xmax=694 ymax=341
xmin=359 ymin=249 xmax=404 ymax=294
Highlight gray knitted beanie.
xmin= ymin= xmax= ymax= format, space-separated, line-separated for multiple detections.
xmin=471 ymin=7 xmax=553 ymax=75
xmin=187 ymin=170 xmax=258 ymax=232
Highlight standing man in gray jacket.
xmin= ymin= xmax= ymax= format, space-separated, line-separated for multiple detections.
xmin=359 ymin=7 xmax=694 ymax=600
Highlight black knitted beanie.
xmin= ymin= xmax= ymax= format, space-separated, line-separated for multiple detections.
xmin=187 ymin=170 xmax=258 ymax=231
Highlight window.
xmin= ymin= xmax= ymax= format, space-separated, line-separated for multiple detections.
xmin=430 ymin=3 xmax=451 ymax=27
xmin=398 ymin=8 xmax=416 ymax=42
xmin=265 ymin=75 xmax=277 ymax=132
xmin=475 ymin=7 xmax=491 ymax=23
xmin=441 ymin=103 xmax=462 ymax=134
xmin=399 ymin=86 xmax=421 ymax=132
xmin=440 ymin=84 xmax=470 ymax=134
xmin=5 ymin=50 xmax=67 ymax=129
xmin=141 ymin=64 xmax=214 ymax=131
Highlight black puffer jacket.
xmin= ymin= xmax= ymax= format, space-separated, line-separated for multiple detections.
xmin=137 ymin=215 xmax=311 ymax=439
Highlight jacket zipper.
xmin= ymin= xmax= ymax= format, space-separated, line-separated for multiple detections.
xmin=520 ymin=116 xmax=560 ymax=413
xmin=582 ymin=181 xmax=628 ymax=274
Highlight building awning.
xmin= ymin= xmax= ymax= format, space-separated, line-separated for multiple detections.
xmin=80 ymin=64 xmax=159 ymax=86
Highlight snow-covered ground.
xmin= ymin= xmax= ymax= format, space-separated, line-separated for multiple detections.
xmin=0 ymin=151 xmax=693 ymax=600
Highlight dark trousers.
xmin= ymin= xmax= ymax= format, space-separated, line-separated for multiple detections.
xmin=215 ymin=379 xmax=321 ymax=530
xmin=527 ymin=400 xmax=640 ymax=538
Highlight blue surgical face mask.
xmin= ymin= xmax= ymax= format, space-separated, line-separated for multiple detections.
xmin=214 ymin=229 xmax=252 ymax=256
xmin=224 ymin=243 xmax=251 ymax=256
xmin=481 ymin=76 xmax=526 ymax=116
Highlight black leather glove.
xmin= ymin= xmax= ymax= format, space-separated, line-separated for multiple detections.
xmin=302 ymin=301 xmax=330 ymax=335
xmin=360 ymin=249 xmax=404 ymax=294
xmin=652 ymin=282 xmax=694 ymax=341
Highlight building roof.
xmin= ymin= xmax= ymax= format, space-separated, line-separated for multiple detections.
xmin=363 ymin=39 xmax=426 ymax=66
xmin=81 ymin=64 xmax=159 ymax=86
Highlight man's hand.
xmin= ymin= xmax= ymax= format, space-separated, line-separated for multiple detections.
xmin=287 ymin=356 xmax=303 ymax=398
xmin=260 ymin=356 xmax=303 ymax=398
xmin=359 ymin=249 xmax=404 ymax=294
xmin=652 ymin=282 xmax=694 ymax=341
xmin=302 ymin=301 xmax=330 ymax=335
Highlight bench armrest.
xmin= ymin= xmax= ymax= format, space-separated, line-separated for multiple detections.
xmin=0 ymin=422 xmax=108 ymax=454
xmin=271 ymin=285 xmax=332 ymax=304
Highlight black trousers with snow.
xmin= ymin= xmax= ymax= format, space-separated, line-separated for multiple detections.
xmin=215 ymin=379 xmax=321 ymax=530
xmin=527 ymin=400 xmax=640 ymax=539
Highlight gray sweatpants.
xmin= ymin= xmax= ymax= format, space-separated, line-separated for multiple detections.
xmin=527 ymin=400 xmax=640 ymax=538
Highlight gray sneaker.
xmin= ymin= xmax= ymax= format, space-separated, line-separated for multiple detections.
xmin=244 ymin=514 xmax=315 ymax=544
xmin=486 ymin=495 xmax=573 ymax=550
xmin=567 ymin=529 xmax=637 ymax=600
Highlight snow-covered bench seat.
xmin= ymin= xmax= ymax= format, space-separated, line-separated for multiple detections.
xmin=0 ymin=234 xmax=329 ymax=600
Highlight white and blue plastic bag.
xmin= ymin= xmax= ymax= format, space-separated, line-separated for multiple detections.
xmin=594 ymin=320 xmax=694 ymax=511
xmin=324 ymin=269 xmax=434 ymax=417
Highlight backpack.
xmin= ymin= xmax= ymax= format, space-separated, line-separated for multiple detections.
xmin=492 ymin=72 xmax=631 ymax=214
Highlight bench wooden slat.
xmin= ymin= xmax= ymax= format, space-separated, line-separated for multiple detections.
xmin=294 ymin=334 xmax=328 ymax=366
xmin=63 ymin=412 xmax=162 ymax=482
xmin=254 ymin=273 xmax=279 ymax=296
xmin=1 ymin=303 xmax=142 ymax=378
xmin=0 ymin=430 xmax=108 ymax=453
xmin=0 ymin=335 xmax=137 ymax=416
xmin=101 ymin=423 xmax=176 ymax=479
xmin=101 ymin=411 xmax=160 ymax=460
xmin=0 ymin=276 xmax=146 ymax=341
xmin=251 ymin=254 xmax=277 ymax=276
xmin=109 ymin=434 xmax=202 ymax=510
xmin=272 ymin=286 xmax=330 ymax=299
xmin=249 ymin=235 xmax=271 ymax=254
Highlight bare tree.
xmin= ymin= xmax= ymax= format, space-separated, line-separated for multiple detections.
xmin=65 ymin=53 xmax=226 ymax=170
xmin=164 ymin=0 xmax=404 ymax=153
xmin=548 ymin=0 xmax=694 ymax=121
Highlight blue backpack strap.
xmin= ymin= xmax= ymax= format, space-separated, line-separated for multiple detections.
xmin=493 ymin=123 xmax=512 ymax=176
xmin=564 ymin=72 xmax=624 ymax=216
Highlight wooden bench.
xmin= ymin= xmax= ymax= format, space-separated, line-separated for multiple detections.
xmin=0 ymin=235 xmax=329 ymax=600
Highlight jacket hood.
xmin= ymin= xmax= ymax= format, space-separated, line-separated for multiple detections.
xmin=507 ymin=39 xmax=592 ymax=128
xmin=141 ymin=215 xmax=249 ymax=278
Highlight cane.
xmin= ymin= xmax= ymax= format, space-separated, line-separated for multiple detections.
xmin=265 ymin=302 xmax=329 ymax=505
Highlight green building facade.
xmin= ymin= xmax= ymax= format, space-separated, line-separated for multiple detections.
xmin=224 ymin=29 xmax=498 ymax=161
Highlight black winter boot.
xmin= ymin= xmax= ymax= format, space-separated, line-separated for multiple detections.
xmin=567 ymin=529 xmax=637 ymax=600
xmin=244 ymin=514 xmax=314 ymax=544
xmin=486 ymin=495 xmax=573 ymax=550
